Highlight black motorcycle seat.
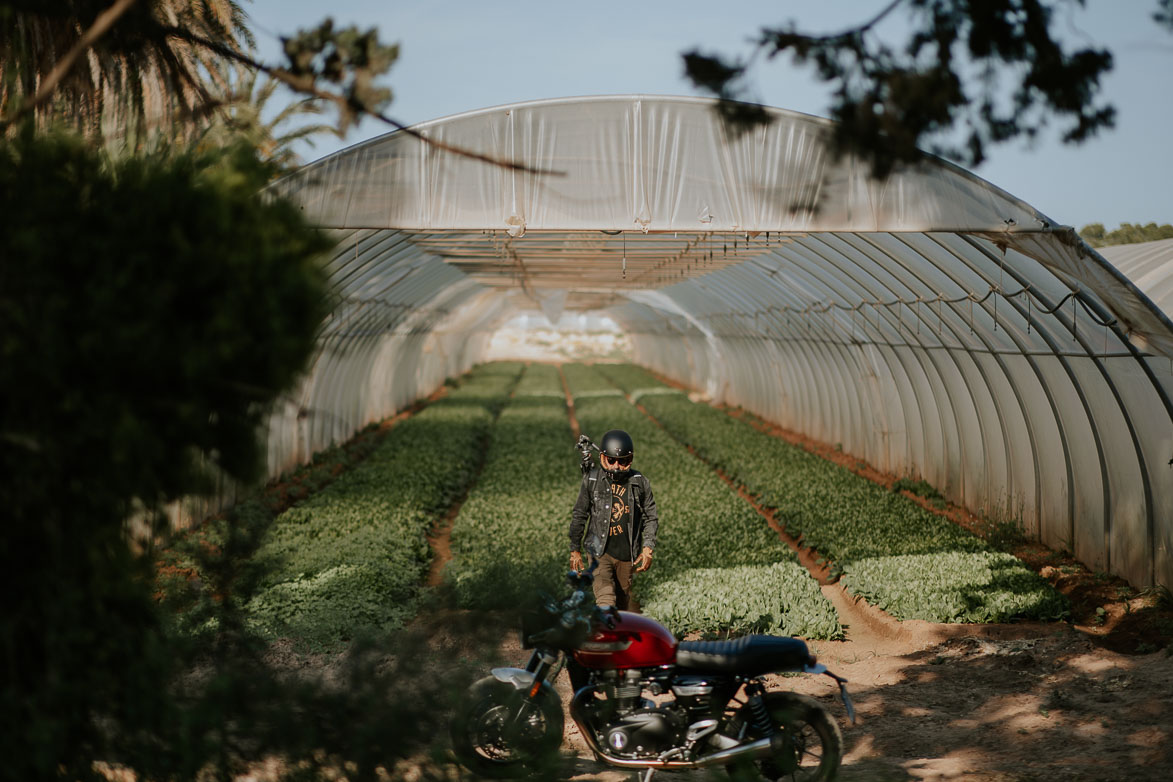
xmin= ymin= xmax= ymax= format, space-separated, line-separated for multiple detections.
xmin=675 ymin=635 xmax=813 ymax=676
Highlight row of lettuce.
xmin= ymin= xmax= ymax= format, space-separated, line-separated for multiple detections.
xmin=444 ymin=362 xmax=842 ymax=640
xmin=243 ymin=362 xmax=524 ymax=647
xmin=592 ymin=363 xmax=1068 ymax=624
xmin=442 ymin=363 xmax=582 ymax=606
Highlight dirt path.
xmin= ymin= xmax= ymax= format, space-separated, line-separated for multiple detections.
xmin=425 ymin=366 xmax=525 ymax=587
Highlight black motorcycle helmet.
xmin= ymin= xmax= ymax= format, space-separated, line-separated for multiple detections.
xmin=599 ymin=429 xmax=634 ymax=476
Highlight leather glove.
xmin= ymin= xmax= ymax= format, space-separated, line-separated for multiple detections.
xmin=570 ymin=551 xmax=584 ymax=571
xmin=634 ymin=546 xmax=654 ymax=572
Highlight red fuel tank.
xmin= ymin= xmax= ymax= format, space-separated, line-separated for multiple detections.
xmin=572 ymin=611 xmax=677 ymax=670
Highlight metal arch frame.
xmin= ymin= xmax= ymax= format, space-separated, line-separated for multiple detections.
xmin=957 ymin=235 xmax=1126 ymax=569
xmin=837 ymin=232 xmax=1009 ymax=514
xmin=253 ymin=96 xmax=1173 ymax=589
xmin=1073 ymin=272 xmax=1173 ymax=586
xmin=620 ymin=229 xmax=1164 ymax=575
xmin=909 ymin=232 xmax=1068 ymax=542
xmin=748 ymin=235 xmax=962 ymax=492
xmin=632 ymin=226 xmax=1141 ymax=558
xmin=713 ymin=257 xmax=887 ymax=460
xmin=863 ymin=231 xmax=1043 ymax=531
xmin=787 ymin=233 xmax=976 ymax=500
xmin=961 ymin=234 xmax=1164 ymax=584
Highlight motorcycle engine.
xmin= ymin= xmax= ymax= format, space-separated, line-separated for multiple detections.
xmin=603 ymin=707 xmax=685 ymax=758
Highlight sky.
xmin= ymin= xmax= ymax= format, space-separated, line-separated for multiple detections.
xmin=244 ymin=0 xmax=1172 ymax=231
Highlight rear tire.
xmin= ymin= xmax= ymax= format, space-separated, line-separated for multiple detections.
xmin=726 ymin=692 xmax=842 ymax=782
xmin=450 ymin=676 xmax=564 ymax=778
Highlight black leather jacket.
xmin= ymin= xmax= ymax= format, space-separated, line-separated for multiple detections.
xmin=569 ymin=466 xmax=658 ymax=560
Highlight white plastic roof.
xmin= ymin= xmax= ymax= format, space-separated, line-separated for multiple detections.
xmin=1101 ymin=238 xmax=1173 ymax=320
xmin=262 ymin=95 xmax=1173 ymax=590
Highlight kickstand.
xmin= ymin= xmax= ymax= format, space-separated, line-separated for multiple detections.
xmin=637 ymin=768 xmax=656 ymax=782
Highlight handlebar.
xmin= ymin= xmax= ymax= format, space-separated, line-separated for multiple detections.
xmin=523 ymin=556 xmax=614 ymax=649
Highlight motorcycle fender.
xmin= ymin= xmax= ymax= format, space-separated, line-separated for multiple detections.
xmin=490 ymin=667 xmax=559 ymax=699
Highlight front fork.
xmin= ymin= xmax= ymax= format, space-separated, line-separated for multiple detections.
xmin=521 ymin=649 xmax=561 ymax=698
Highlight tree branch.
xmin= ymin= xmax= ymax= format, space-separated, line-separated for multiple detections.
xmin=807 ymin=0 xmax=907 ymax=41
xmin=160 ymin=25 xmax=564 ymax=177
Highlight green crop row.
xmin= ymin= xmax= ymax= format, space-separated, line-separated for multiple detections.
xmin=564 ymin=363 xmax=841 ymax=640
xmin=245 ymin=362 xmax=524 ymax=648
xmin=443 ymin=363 xmax=582 ymax=608
xmin=594 ymin=363 xmax=1066 ymax=624
xmin=840 ymin=551 xmax=1068 ymax=623
xmin=639 ymin=563 xmax=840 ymax=640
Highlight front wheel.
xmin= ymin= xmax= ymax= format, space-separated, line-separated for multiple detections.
xmin=450 ymin=676 xmax=564 ymax=778
xmin=726 ymin=692 xmax=843 ymax=782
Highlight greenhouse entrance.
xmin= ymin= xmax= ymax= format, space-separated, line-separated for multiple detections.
xmin=265 ymin=95 xmax=1173 ymax=592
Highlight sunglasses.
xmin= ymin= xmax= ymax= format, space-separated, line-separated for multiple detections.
xmin=602 ymin=454 xmax=633 ymax=467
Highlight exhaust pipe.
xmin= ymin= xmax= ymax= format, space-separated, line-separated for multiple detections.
xmin=570 ymin=704 xmax=773 ymax=771
xmin=692 ymin=736 xmax=772 ymax=768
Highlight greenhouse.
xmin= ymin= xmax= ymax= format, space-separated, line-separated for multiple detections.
xmin=260 ymin=94 xmax=1173 ymax=592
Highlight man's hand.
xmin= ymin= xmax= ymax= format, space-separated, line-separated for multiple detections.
xmin=570 ymin=551 xmax=584 ymax=572
xmin=634 ymin=546 xmax=654 ymax=572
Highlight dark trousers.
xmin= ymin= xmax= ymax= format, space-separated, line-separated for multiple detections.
xmin=593 ymin=553 xmax=634 ymax=609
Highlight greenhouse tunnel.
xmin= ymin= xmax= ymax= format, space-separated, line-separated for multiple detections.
xmin=243 ymin=95 xmax=1173 ymax=591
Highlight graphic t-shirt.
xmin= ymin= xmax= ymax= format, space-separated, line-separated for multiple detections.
xmin=604 ymin=479 xmax=632 ymax=561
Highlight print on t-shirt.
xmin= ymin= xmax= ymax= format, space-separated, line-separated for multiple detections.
xmin=604 ymin=481 xmax=632 ymax=561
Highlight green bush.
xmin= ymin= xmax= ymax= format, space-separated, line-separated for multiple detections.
xmin=0 ymin=131 xmax=332 ymax=780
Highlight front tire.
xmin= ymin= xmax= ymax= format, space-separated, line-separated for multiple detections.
xmin=450 ymin=676 xmax=564 ymax=778
xmin=726 ymin=692 xmax=843 ymax=782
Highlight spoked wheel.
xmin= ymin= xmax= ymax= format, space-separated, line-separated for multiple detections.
xmin=450 ymin=676 xmax=564 ymax=778
xmin=726 ymin=692 xmax=843 ymax=782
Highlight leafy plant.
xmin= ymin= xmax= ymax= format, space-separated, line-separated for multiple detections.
xmin=640 ymin=562 xmax=842 ymax=640
xmin=840 ymin=552 xmax=1069 ymax=623
xmin=0 ymin=130 xmax=331 ymax=780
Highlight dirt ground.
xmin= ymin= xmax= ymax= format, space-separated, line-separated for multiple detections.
xmin=470 ymin=576 xmax=1173 ymax=782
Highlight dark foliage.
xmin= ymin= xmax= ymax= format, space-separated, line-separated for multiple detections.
xmin=680 ymin=0 xmax=1166 ymax=178
xmin=0 ymin=129 xmax=331 ymax=779
xmin=1079 ymin=221 xmax=1173 ymax=248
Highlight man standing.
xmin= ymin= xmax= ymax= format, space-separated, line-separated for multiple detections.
xmin=569 ymin=429 xmax=658 ymax=609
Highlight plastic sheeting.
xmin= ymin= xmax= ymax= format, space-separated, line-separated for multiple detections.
xmin=261 ymin=95 xmax=1173 ymax=590
xmin=1101 ymin=238 xmax=1173 ymax=321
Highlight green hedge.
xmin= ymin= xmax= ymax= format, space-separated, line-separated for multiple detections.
xmin=565 ymin=364 xmax=841 ymax=639
xmin=594 ymin=363 xmax=1066 ymax=624
xmin=245 ymin=362 xmax=524 ymax=648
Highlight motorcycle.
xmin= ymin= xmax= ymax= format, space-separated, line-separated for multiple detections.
xmin=450 ymin=561 xmax=855 ymax=781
